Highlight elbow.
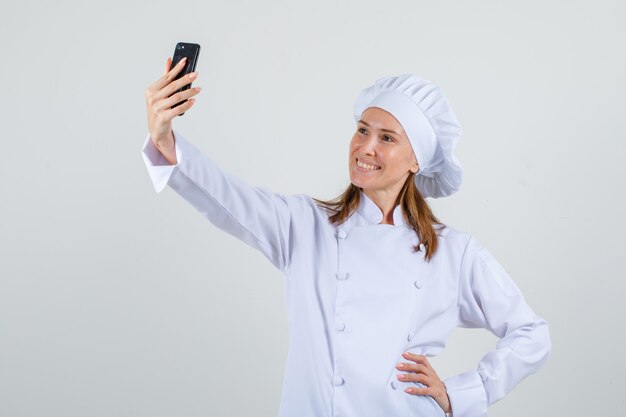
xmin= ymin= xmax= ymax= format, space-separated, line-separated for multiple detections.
xmin=507 ymin=315 xmax=552 ymax=371
xmin=529 ymin=317 xmax=552 ymax=372
xmin=540 ymin=319 xmax=552 ymax=366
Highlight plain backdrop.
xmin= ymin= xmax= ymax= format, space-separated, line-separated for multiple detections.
xmin=1 ymin=1 xmax=625 ymax=416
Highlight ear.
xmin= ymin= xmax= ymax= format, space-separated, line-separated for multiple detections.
xmin=408 ymin=149 xmax=420 ymax=174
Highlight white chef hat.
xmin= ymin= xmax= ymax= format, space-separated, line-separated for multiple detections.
xmin=353 ymin=74 xmax=463 ymax=198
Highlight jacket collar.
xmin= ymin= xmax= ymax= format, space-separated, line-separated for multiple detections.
xmin=354 ymin=190 xmax=411 ymax=228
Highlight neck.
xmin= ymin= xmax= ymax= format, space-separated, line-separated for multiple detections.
xmin=362 ymin=189 xmax=400 ymax=225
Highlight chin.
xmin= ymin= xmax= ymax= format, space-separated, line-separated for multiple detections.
xmin=350 ymin=177 xmax=368 ymax=189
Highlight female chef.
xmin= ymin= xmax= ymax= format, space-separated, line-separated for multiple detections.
xmin=142 ymin=57 xmax=551 ymax=417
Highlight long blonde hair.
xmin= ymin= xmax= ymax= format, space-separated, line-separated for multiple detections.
xmin=312 ymin=172 xmax=445 ymax=261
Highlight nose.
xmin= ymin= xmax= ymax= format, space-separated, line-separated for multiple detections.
xmin=360 ymin=135 xmax=378 ymax=155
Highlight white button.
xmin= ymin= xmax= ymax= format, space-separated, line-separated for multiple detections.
xmin=419 ymin=243 xmax=425 ymax=252
xmin=414 ymin=280 xmax=423 ymax=289
xmin=333 ymin=376 xmax=345 ymax=386
xmin=407 ymin=333 xmax=413 ymax=341
xmin=337 ymin=230 xmax=347 ymax=239
xmin=336 ymin=322 xmax=346 ymax=332
xmin=390 ymin=380 xmax=399 ymax=390
xmin=336 ymin=272 xmax=350 ymax=281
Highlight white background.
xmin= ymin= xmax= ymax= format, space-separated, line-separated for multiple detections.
xmin=1 ymin=0 xmax=624 ymax=416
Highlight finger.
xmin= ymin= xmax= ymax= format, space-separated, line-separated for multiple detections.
xmin=163 ymin=57 xmax=172 ymax=76
xmin=397 ymin=372 xmax=431 ymax=385
xmin=153 ymin=57 xmax=188 ymax=91
xmin=402 ymin=352 xmax=431 ymax=367
xmin=153 ymin=71 xmax=198 ymax=102
xmin=396 ymin=362 xmax=428 ymax=374
xmin=163 ymin=97 xmax=196 ymax=119
xmin=148 ymin=57 xmax=187 ymax=98
xmin=158 ymin=86 xmax=201 ymax=112
xmin=158 ymin=71 xmax=198 ymax=100
xmin=404 ymin=386 xmax=431 ymax=396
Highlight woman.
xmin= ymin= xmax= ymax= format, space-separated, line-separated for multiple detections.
xmin=142 ymin=57 xmax=551 ymax=417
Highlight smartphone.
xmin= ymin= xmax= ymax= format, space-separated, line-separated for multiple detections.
xmin=170 ymin=42 xmax=201 ymax=115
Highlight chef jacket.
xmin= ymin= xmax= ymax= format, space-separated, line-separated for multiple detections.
xmin=141 ymin=130 xmax=551 ymax=417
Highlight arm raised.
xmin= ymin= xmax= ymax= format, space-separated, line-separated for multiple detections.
xmin=141 ymin=130 xmax=304 ymax=274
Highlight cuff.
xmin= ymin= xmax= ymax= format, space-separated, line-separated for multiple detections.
xmin=140 ymin=130 xmax=199 ymax=193
xmin=442 ymin=370 xmax=488 ymax=417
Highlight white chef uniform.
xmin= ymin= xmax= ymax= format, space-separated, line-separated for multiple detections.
xmin=141 ymin=130 xmax=551 ymax=417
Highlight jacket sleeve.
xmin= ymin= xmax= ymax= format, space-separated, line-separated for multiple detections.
xmin=141 ymin=130 xmax=303 ymax=274
xmin=442 ymin=236 xmax=552 ymax=417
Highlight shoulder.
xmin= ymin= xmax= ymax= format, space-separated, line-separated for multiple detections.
xmin=297 ymin=194 xmax=341 ymax=220
xmin=441 ymin=226 xmax=516 ymax=286
xmin=437 ymin=224 xmax=473 ymax=247
xmin=281 ymin=193 xmax=336 ymax=223
xmin=436 ymin=224 xmax=487 ymax=262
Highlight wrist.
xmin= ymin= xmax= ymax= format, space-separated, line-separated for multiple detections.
xmin=151 ymin=128 xmax=174 ymax=147
xmin=153 ymin=136 xmax=173 ymax=150
xmin=153 ymin=135 xmax=177 ymax=165
xmin=444 ymin=391 xmax=453 ymax=415
xmin=155 ymin=139 xmax=174 ymax=152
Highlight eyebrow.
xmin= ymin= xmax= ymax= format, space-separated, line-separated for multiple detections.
xmin=357 ymin=120 xmax=401 ymax=135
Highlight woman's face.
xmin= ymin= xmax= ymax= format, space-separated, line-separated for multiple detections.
xmin=349 ymin=107 xmax=419 ymax=195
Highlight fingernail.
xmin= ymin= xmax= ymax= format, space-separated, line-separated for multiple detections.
xmin=405 ymin=388 xmax=413 ymax=393
xmin=189 ymin=73 xmax=197 ymax=79
xmin=180 ymin=57 xmax=187 ymax=64
xmin=397 ymin=363 xmax=405 ymax=368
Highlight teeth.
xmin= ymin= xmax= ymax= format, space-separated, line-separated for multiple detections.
xmin=357 ymin=159 xmax=381 ymax=170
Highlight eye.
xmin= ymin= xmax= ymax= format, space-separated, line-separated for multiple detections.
xmin=358 ymin=127 xmax=367 ymax=134
xmin=382 ymin=135 xmax=394 ymax=142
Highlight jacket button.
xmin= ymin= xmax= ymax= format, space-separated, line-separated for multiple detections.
xmin=335 ymin=322 xmax=346 ymax=332
xmin=414 ymin=280 xmax=423 ymax=289
xmin=407 ymin=333 xmax=413 ymax=341
xmin=390 ymin=380 xmax=399 ymax=390
xmin=337 ymin=229 xmax=347 ymax=239
xmin=336 ymin=272 xmax=350 ymax=281
xmin=333 ymin=376 xmax=345 ymax=386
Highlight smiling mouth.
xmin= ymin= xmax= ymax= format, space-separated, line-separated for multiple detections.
xmin=356 ymin=158 xmax=381 ymax=171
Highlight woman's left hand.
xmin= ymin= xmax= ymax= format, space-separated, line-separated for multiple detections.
xmin=396 ymin=352 xmax=452 ymax=413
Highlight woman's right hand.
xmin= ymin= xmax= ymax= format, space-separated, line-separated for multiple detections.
xmin=144 ymin=57 xmax=201 ymax=164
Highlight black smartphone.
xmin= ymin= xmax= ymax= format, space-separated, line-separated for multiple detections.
xmin=170 ymin=42 xmax=201 ymax=115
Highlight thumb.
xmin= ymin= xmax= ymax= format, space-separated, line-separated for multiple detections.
xmin=163 ymin=57 xmax=172 ymax=76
